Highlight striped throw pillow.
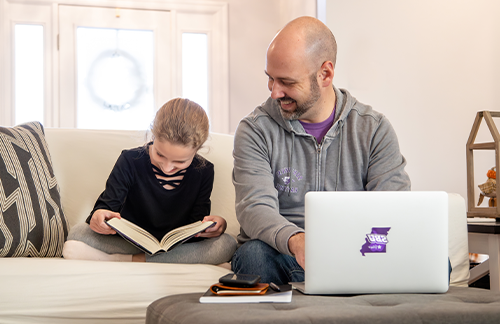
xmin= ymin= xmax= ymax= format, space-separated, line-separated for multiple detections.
xmin=0 ymin=122 xmax=68 ymax=257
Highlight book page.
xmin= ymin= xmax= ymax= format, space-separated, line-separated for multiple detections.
xmin=160 ymin=221 xmax=215 ymax=249
xmin=106 ymin=218 xmax=161 ymax=254
xmin=161 ymin=221 xmax=204 ymax=240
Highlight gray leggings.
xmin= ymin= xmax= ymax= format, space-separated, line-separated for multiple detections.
xmin=68 ymin=223 xmax=237 ymax=264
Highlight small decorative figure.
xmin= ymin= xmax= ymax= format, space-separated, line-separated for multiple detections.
xmin=478 ymin=167 xmax=497 ymax=207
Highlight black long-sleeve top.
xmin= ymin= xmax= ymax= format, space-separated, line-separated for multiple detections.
xmin=86 ymin=145 xmax=214 ymax=241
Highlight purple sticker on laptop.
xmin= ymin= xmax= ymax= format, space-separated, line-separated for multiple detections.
xmin=360 ymin=227 xmax=391 ymax=256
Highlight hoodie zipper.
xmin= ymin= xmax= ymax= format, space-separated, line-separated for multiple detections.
xmin=316 ymin=140 xmax=323 ymax=191
xmin=315 ymin=120 xmax=343 ymax=192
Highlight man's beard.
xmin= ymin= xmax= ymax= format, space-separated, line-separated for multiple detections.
xmin=279 ymin=73 xmax=321 ymax=121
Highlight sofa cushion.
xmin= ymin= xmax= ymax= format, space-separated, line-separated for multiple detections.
xmin=0 ymin=258 xmax=230 ymax=323
xmin=0 ymin=122 xmax=68 ymax=257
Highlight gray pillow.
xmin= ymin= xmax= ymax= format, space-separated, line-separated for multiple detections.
xmin=0 ymin=122 xmax=68 ymax=257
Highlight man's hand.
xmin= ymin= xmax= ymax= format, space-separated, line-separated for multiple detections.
xmin=288 ymin=232 xmax=305 ymax=270
xmin=196 ymin=215 xmax=227 ymax=238
xmin=89 ymin=209 xmax=121 ymax=235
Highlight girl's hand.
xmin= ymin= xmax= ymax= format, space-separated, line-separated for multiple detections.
xmin=89 ymin=209 xmax=121 ymax=235
xmin=196 ymin=215 xmax=227 ymax=238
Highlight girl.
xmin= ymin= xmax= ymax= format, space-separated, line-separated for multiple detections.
xmin=63 ymin=98 xmax=237 ymax=264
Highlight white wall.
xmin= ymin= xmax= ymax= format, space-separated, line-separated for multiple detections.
xmin=326 ymin=0 xmax=500 ymax=206
xmin=228 ymin=0 xmax=316 ymax=133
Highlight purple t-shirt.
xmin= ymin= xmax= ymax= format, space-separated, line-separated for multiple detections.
xmin=299 ymin=107 xmax=336 ymax=143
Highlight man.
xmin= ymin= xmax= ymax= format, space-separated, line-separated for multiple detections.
xmin=231 ymin=16 xmax=411 ymax=285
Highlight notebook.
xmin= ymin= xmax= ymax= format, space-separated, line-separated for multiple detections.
xmin=291 ymin=191 xmax=449 ymax=295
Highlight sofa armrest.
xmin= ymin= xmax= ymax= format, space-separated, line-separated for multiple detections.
xmin=449 ymin=193 xmax=470 ymax=287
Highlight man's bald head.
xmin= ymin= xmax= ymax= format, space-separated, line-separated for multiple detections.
xmin=265 ymin=17 xmax=337 ymax=123
xmin=268 ymin=16 xmax=337 ymax=72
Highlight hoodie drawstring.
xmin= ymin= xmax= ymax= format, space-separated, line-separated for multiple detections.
xmin=335 ymin=120 xmax=344 ymax=191
xmin=288 ymin=132 xmax=295 ymax=196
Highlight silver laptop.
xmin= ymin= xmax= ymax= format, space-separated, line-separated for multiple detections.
xmin=291 ymin=191 xmax=449 ymax=295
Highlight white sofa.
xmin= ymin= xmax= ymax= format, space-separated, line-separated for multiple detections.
xmin=0 ymin=127 xmax=470 ymax=324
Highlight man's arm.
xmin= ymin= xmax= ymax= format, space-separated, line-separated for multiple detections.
xmin=365 ymin=116 xmax=411 ymax=191
xmin=233 ymin=118 xmax=303 ymax=256
xmin=288 ymin=232 xmax=305 ymax=269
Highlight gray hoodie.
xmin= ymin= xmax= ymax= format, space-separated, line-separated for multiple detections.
xmin=232 ymin=86 xmax=411 ymax=256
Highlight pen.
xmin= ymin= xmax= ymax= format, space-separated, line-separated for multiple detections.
xmin=270 ymin=282 xmax=281 ymax=292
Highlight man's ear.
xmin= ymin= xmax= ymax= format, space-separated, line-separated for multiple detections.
xmin=318 ymin=61 xmax=334 ymax=87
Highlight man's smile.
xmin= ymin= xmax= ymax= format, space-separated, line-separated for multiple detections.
xmin=278 ymin=98 xmax=296 ymax=110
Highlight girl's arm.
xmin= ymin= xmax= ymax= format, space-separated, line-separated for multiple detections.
xmin=188 ymin=159 xmax=227 ymax=237
xmin=89 ymin=209 xmax=121 ymax=234
xmin=86 ymin=150 xmax=136 ymax=233
xmin=197 ymin=215 xmax=227 ymax=238
xmin=187 ymin=159 xmax=214 ymax=222
xmin=194 ymin=162 xmax=227 ymax=237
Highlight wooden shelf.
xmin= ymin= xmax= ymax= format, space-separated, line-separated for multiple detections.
xmin=469 ymin=142 xmax=496 ymax=150
xmin=467 ymin=111 xmax=500 ymax=218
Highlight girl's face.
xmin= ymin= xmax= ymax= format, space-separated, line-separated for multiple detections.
xmin=149 ymin=139 xmax=197 ymax=175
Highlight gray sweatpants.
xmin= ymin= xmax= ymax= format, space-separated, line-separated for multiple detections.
xmin=68 ymin=223 xmax=237 ymax=264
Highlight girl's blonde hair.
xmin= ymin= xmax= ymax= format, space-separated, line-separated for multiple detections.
xmin=151 ymin=98 xmax=209 ymax=150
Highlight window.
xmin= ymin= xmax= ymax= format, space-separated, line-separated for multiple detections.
xmin=14 ymin=24 xmax=44 ymax=125
xmin=76 ymin=27 xmax=155 ymax=130
xmin=182 ymin=33 xmax=209 ymax=113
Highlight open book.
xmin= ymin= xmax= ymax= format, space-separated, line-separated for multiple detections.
xmin=106 ymin=218 xmax=216 ymax=256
